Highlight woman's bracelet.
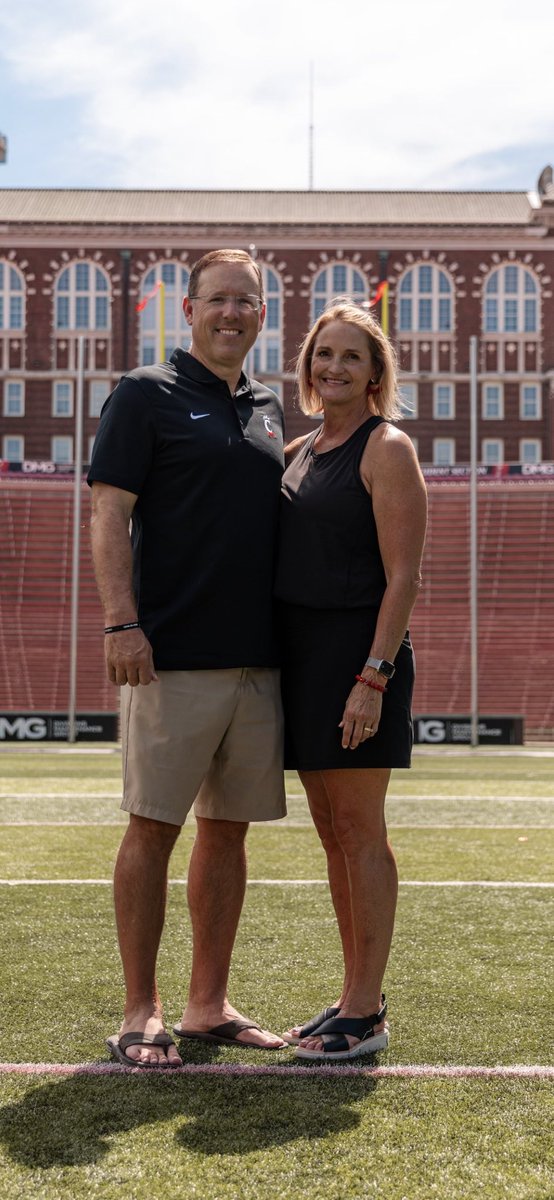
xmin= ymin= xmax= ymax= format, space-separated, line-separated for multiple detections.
xmin=104 ymin=621 xmax=140 ymax=634
xmin=355 ymin=674 xmax=387 ymax=693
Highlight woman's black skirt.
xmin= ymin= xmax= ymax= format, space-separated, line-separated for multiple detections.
xmin=278 ymin=602 xmax=415 ymax=771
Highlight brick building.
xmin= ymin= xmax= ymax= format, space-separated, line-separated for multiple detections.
xmin=1 ymin=170 xmax=553 ymax=465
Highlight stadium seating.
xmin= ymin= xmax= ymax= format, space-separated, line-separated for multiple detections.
xmin=1 ymin=477 xmax=553 ymax=739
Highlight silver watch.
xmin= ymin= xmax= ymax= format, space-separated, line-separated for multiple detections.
xmin=364 ymin=656 xmax=395 ymax=680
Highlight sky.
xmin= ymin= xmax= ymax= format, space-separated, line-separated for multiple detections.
xmin=0 ymin=0 xmax=552 ymax=193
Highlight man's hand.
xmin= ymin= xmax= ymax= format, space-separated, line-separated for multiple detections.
xmin=105 ymin=627 xmax=158 ymax=687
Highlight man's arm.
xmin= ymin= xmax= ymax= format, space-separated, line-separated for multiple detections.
xmin=90 ymin=482 xmax=157 ymax=687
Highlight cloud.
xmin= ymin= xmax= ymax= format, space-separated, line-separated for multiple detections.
xmin=0 ymin=0 xmax=553 ymax=189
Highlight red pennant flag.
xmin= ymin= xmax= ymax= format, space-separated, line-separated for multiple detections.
xmin=368 ymin=281 xmax=388 ymax=308
xmin=135 ymin=281 xmax=162 ymax=313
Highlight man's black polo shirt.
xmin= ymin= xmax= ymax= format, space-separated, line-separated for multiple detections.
xmin=88 ymin=349 xmax=285 ymax=669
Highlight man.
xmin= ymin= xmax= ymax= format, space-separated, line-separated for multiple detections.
xmin=88 ymin=249 xmax=287 ymax=1067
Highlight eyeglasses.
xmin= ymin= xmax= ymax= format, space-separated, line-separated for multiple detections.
xmin=188 ymin=293 xmax=263 ymax=313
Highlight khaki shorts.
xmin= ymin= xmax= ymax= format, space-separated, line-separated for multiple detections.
xmin=120 ymin=668 xmax=286 ymax=825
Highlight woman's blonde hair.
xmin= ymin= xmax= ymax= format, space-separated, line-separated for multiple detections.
xmin=296 ymin=299 xmax=401 ymax=420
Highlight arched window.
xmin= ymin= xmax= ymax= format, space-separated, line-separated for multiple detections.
xmin=55 ymin=262 xmax=110 ymax=331
xmin=312 ymin=263 xmax=367 ymax=320
xmin=483 ymin=264 xmax=538 ymax=333
xmin=397 ymin=264 xmax=452 ymax=332
xmin=0 ymin=261 xmax=24 ymax=330
xmin=138 ymin=262 xmax=191 ymax=365
xmin=245 ymin=265 xmax=283 ymax=388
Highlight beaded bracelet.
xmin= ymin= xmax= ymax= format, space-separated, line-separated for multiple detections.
xmin=355 ymin=674 xmax=387 ymax=694
xmin=104 ymin=621 xmax=140 ymax=634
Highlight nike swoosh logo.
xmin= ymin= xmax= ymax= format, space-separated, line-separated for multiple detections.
xmin=190 ymin=412 xmax=210 ymax=420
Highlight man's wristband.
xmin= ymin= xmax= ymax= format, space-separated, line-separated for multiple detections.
xmin=104 ymin=622 xmax=140 ymax=634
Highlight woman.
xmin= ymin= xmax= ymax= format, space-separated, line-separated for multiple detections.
xmin=276 ymin=300 xmax=427 ymax=1061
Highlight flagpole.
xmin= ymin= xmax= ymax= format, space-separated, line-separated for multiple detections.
xmin=469 ymin=335 xmax=479 ymax=747
xmin=381 ymin=283 xmax=389 ymax=337
xmin=68 ymin=335 xmax=85 ymax=743
xmin=158 ymin=282 xmax=165 ymax=362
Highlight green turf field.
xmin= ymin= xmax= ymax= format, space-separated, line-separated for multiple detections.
xmin=0 ymin=747 xmax=552 ymax=1199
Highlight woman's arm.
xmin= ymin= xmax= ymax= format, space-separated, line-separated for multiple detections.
xmin=339 ymin=427 xmax=427 ymax=749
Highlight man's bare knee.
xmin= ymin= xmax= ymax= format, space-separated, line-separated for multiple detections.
xmin=126 ymin=813 xmax=181 ymax=851
xmin=195 ymin=816 xmax=249 ymax=850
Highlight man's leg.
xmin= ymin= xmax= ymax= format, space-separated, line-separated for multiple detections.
xmin=113 ymin=813 xmax=183 ymax=1065
xmin=179 ymin=816 xmax=285 ymax=1048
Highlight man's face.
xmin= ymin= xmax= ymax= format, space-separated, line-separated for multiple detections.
xmin=183 ymin=261 xmax=265 ymax=379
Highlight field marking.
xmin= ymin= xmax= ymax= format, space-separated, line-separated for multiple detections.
xmin=4 ymin=746 xmax=554 ymax=757
xmin=0 ymin=1061 xmax=552 ymax=1079
xmin=0 ymin=822 xmax=551 ymax=832
xmin=1 ymin=878 xmax=552 ymax=888
xmin=2 ymin=792 xmax=554 ymax=802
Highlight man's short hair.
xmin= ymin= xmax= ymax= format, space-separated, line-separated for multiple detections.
xmin=188 ymin=249 xmax=264 ymax=302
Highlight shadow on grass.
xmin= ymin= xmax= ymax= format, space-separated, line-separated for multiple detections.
xmin=0 ymin=1067 xmax=377 ymax=1167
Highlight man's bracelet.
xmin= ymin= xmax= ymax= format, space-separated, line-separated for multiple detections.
xmin=104 ymin=622 xmax=140 ymax=634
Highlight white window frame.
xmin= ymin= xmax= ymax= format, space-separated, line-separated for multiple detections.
xmin=398 ymin=382 xmax=418 ymax=419
xmin=519 ymin=439 xmax=541 ymax=464
xmin=433 ymin=438 xmax=455 ymax=466
xmin=2 ymin=434 xmax=24 ymax=461
xmin=433 ymin=382 xmax=455 ymax=420
xmin=519 ymin=383 xmax=541 ymax=421
xmin=482 ymin=439 xmax=504 ymax=465
xmin=51 ymin=436 xmax=74 ymax=464
xmin=89 ymin=379 xmax=110 ymax=418
xmin=0 ymin=260 xmax=25 ymax=331
xmin=52 ymin=380 xmax=74 ymax=418
xmin=482 ymin=382 xmax=504 ymax=420
xmin=482 ymin=264 xmax=539 ymax=334
xmin=397 ymin=263 xmax=453 ymax=333
xmin=311 ymin=262 xmax=368 ymax=321
xmin=245 ymin=264 xmax=283 ymax=379
xmin=3 ymin=379 xmax=25 ymax=416
xmin=54 ymin=260 xmax=111 ymax=332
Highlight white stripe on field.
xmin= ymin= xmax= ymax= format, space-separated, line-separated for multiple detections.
xmin=0 ymin=822 xmax=549 ymax=831
xmin=0 ymin=878 xmax=552 ymax=888
xmin=0 ymin=1061 xmax=552 ymax=1079
xmin=2 ymin=792 xmax=553 ymax=802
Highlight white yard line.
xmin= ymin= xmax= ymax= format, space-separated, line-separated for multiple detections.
xmin=0 ymin=816 xmax=546 ymax=825
xmin=0 ymin=878 xmax=552 ymax=888
xmin=2 ymin=791 xmax=554 ymax=801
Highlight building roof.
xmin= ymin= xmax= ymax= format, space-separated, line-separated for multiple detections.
xmin=0 ymin=187 xmax=537 ymax=226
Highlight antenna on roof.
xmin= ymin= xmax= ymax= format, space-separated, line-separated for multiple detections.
xmin=537 ymin=165 xmax=553 ymax=198
xmin=308 ymin=63 xmax=315 ymax=190
xmin=0 ymin=134 xmax=7 ymax=164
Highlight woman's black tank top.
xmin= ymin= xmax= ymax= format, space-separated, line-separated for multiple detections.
xmin=275 ymin=415 xmax=387 ymax=609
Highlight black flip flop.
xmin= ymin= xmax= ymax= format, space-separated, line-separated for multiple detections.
xmin=173 ymin=1018 xmax=286 ymax=1049
xmin=106 ymin=1031 xmax=181 ymax=1068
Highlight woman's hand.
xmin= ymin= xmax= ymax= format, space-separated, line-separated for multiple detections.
xmin=338 ymin=681 xmax=383 ymax=749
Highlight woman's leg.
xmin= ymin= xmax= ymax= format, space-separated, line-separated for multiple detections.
xmin=299 ymin=769 xmax=355 ymax=1004
xmin=300 ymin=767 xmax=397 ymax=1051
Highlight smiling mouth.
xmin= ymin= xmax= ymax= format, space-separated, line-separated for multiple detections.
xmin=216 ymin=328 xmax=241 ymax=336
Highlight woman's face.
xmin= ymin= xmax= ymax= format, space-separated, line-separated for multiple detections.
xmin=310 ymin=320 xmax=374 ymax=409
